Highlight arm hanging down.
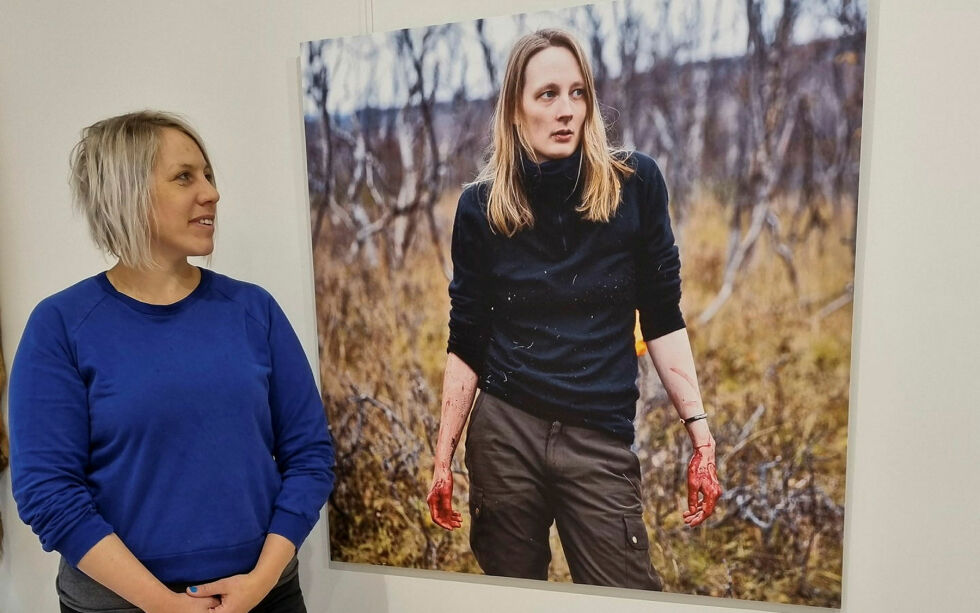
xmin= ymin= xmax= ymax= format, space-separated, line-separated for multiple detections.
xmin=426 ymin=353 xmax=479 ymax=530
xmin=428 ymin=187 xmax=491 ymax=530
xmin=632 ymin=154 xmax=720 ymax=527
xmin=646 ymin=329 xmax=721 ymax=527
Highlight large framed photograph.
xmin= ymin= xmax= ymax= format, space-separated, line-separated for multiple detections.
xmin=301 ymin=0 xmax=867 ymax=606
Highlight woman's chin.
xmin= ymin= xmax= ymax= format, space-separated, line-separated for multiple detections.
xmin=185 ymin=241 xmax=215 ymax=258
xmin=536 ymin=143 xmax=580 ymax=161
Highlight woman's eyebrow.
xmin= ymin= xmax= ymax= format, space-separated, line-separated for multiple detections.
xmin=169 ymin=161 xmax=207 ymax=172
xmin=533 ymin=80 xmax=585 ymax=93
xmin=531 ymin=81 xmax=559 ymax=92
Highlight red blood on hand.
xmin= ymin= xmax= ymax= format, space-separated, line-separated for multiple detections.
xmin=426 ymin=475 xmax=462 ymax=530
xmin=683 ymin=446 xmax=722 ymax=528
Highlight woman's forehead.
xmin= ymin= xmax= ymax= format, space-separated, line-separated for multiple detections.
xmin=155 ymin=128 xmax=207 ymax=169
xmin=523 ymin=46 xmax=584 ymax=88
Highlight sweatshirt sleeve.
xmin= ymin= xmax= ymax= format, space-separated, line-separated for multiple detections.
xmin=264 ymin=295 xmax=336 ymax=549
xmin=9 ymin=302 xmax=115 ymax=566
xmin=634 ymin=155 xmax=686 ymax=340
xmin=447 ymin=185 xmax=493 ymax=375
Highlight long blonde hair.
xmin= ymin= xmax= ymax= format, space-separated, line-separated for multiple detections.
xmin=473 ymin=28 xmax=633 ymax=236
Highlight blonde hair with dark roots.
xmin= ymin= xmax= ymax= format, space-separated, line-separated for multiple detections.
xmin=69 ymin=110 xmax=213 ymax=269
xmin=473 ymin=28 xmax=633 ymax=236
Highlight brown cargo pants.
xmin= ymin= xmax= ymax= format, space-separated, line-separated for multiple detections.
xmin=464 ymin=391 xmax=663 ymax=590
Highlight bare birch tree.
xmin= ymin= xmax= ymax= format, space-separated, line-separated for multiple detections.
xmin=698 ymin=0 xmax=803 ymax=325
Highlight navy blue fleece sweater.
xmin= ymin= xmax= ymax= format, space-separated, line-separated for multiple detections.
xmin=447 ymin=150 xmax=684 ymax=442
xmin=9 ymin=268 xmax=335 ymax=582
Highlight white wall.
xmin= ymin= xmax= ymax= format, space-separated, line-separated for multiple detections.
xmin=1 ymin=1 xmax=978 ymax=612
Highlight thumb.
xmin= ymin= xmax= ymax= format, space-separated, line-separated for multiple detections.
xmin=187 ymin=578 xmax=227 ymax=598
xmin=687 ymin=459 xmax=701 ymax=513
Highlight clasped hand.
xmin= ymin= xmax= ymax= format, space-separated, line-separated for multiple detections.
xmin=183 ymin=572 xmax=276 ymax=613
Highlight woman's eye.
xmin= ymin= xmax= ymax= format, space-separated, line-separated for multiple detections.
xmin=572 ymin=88 xmax=585 ymax=98
xmin=176 ymin=172 xmax=191 ymax=182
xmin=540 ymin=91 xmax=556 ymax=99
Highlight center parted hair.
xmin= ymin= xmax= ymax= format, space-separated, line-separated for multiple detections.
xmin=473 ymin=28 xmax=634 ymax=236
xmin=69 ymin=111 xmax=213 ymax=269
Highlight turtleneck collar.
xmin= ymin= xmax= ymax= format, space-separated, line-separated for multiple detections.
xmin=520 ymin=147 xmax=583 ymax=206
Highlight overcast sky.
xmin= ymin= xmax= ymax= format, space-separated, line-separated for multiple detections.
xmin=303 ymin=0 xmax=864 ymax=116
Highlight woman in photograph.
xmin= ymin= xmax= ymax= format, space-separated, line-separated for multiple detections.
xmin=9 ymin=111 xmax=335 ymax=613
xmin=426 ymin=29 xmax=721 ymax=588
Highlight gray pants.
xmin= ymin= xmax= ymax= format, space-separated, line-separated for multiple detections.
xmin=464 ymin=392 xmax=663 ymax=590
xmin=57 ymin=556 xmax=302 ymax=613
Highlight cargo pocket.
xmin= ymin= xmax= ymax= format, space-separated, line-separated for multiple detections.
xmin=624 ymin=514 xmax=649 ymax=550
xmin=623 ymin=514 xmax=663 ymax=591
xmin=468 ymin=487 xmax=487 ymax=557
xmin=470 ymin=486 xmax=506 ymax=575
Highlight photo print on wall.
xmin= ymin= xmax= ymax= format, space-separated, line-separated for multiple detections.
xmin=300 ymin=0 xmax=867 ymax=606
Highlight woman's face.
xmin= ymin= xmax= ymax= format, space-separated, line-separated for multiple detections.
xmin=149 ymin=127 xmax=219 ymax=265
xmin=518 ymin=45 xmax=587 ymax=161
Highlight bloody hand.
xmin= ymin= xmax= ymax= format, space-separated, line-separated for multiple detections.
xmin=426 ymin=468 xmax=462 ymax=530
xmin=683 ymin=442 xmax=721 ymax=527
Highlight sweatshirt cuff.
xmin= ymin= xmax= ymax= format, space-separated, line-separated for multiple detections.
xmin=639 ymin=303 xmax=686 ymax=341
xmin=53 ymin=513 xmax=115 ymax=567
xmin=268 ymin=509 xmax=316 ymax=550
xmin=447 ymin=337 xmax=486 ymax=377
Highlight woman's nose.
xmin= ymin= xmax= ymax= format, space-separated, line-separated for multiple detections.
xmin=556 ymin=95 xmax=575 ymax=120
xmin=201 ymin=181 xmax=219 ymax=205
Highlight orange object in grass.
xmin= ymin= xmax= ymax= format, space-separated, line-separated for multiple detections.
xmin=634 ymin=312 xmax=647 ymax=356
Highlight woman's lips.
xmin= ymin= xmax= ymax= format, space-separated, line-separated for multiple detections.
xmin=551 ymin=131 xmax=574 ymax=142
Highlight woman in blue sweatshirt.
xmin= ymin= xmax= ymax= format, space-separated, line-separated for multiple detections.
xmin=9 ymin=111 xmax=334 ymax=612
xmin=425 ymin=30 xmax=721 ymax=588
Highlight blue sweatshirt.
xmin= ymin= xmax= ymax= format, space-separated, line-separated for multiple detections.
xmin=9 ymin=268 xmax=335 ymax=583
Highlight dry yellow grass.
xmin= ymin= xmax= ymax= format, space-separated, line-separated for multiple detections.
xmin=314 ymin=190 xmax=854 ymax=606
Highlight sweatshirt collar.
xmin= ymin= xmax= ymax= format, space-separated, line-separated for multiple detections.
xmin=520 ymin=147 xmax=583 ymax=205
xmin=97 ymin=267 xmax=212 ymax=316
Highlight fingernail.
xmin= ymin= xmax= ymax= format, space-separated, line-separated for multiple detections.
xmin=189 ymin=586 xmax=198 ymax=593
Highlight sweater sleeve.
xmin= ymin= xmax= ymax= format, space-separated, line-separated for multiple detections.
xmin=447 ymin=185 xmax=493 ymax=375
xmin=9 ymin=302 xmax=115 ymax=566
xmin=264 ymin=295 xmax=335 ymax=549
xmin=634 ymin=155 xmax=686 ymax=340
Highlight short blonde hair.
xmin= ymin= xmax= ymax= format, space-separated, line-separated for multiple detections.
xmin=473 ymin=29 xmax=633 ymax=236
xmin=69 ymin=110 xmax=213 ymax=269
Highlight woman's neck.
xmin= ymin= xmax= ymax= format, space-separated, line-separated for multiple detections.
xmin=521 ymin=147 xmax=583 ymax=205
xmin=105 ymin=260 xmax=201 ymax=305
